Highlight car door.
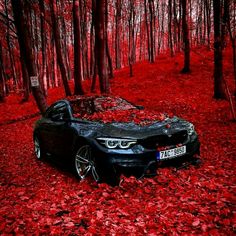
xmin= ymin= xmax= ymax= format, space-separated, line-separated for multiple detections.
xmin=44 ymin=101 xmax=74 ymax=158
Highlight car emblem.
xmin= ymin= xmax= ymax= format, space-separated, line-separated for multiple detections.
xmin=164 ymin=129 xmax=168 ymax=134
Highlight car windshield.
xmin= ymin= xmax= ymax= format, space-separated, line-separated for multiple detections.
xmin=69 ymin=96 xmax=166 ymax=125
xmin=94 ymin=97 xmax=136 ymax=112
xmin=70 ymin=96 xmax=136 ymax=116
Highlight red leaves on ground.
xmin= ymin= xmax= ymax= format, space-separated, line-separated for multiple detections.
xmin=0 ymin=48 xmax=235 ymax=234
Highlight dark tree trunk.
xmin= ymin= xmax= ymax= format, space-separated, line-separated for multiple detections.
xmin=105 ymin=1 xmax=114 ymax=79
xmin=80 ymin=0 xmax=89 ymax=79
xmin=90 ymin=0 xmax=96 ymax=79
xmin=39 ymin=0 xmax=47 ymax=96
xmin=181 ymin=0 xmax=191 ymax=73
xmin=115 ymin=0 xmax=122 ymax=69
xmin=213 ymin=0 xmax=226 ymax=99
xmin=139 ymin=13 xmax=143 ymax=60
xmin=173 ymin=0 xmax=177 ymax=48
xmin=178 ymin=0 xmax=182 ymax=51
xmin=33 ymin=9 xmax=40 ymax=73
xmin=21 ymin=58 xmax=30 ymax=102
xmin=223 ymin=0 xmax=236 ymax=97
xmin=148 ymin=0 xmax=155 ymax=63
xmin=205 ymin=0 xmax=211 ymax=48
xmin=49 ymin=0 xmax=71 ymax=96
xmin=73 ymin=0 xmax=84 ymax=95
xmin=0 ymin=42 xmax=6 ymax=102
xmin=232 ymin=41 xmax=236 ymax=97
xmin=4 ymin=0 xmax=18 ymax=91
xmin=128 ymin=0 xmax=135 ymax=77
xmin=90 ymin=0 xmax=97 ymax=92
xmin=158 ymin=2 xmax=165 ymax=53
xmin=91 ymin=56 xmax=97 ymax=93
xmin=94 ymin=0 xmax=109 ymax=94
xmin=11 ymin=0 xmax=47 ymax=113
xmin=61 ymin=15 xmax=72 ymax=82
xmin=106 ymin=40 xmax=114 ymax=79
xmin=144 ymin=0 xmax=151 ymax=61
xmin=90 ymin=22 xmax=95 ymax=79
xmin=168 ymin=0 xmax=174 ymax=57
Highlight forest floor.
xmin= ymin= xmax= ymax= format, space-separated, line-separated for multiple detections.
xmin=0 ymin=47 xmax=235 ymax=235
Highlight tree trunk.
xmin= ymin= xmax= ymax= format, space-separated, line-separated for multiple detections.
xmin=49 ymin=0 xmax=71 ymax=96
xmin=106 ymin=39 xmax=114 ymax=79
xmin=148 ymin=0 xmax=155 ymax=63
xmin=91 ymin=0 xmax=97 ymax=92
xmin=94 ymin=0 xmax=109 ymax=94
xmin=11 ymin=0 xmax=47 ymax=113
xmin=80 ymin=0 xmax=89 ymax=79
xmin=0 ymin=42 xmax=6 ymax=102
xmin=128 ymin=0 xmax=135 ymax=77
xmin=144 ymin=0 xmax=151 ymax=61
xmin=39 ymin=0 xmax=47 ymax=96
xmin=115 ymin=0 xmax=122 ymax=69
xmin=205 ymin=0 xmax=211 ymax=48
xmin=90 ymin=0 xmax=96 ymax=79
xmin=33 ymin=8 xmax=40 ymax=73
xmin=105 ymin=1 xmax=114 ymax=79
xmin=178 ymin=0 xmax=182 ymax=51
xmin=60 ymin=14 xmax=72 ymax=82
xmin=173 ymin=0 xmax=177 ymax=49
xmin=168 ymin=0 xmax=174 ymax=57
xmin=73 ymin=0 xmax=84 ymax=95
xmin=213 ymin=0 xmax=226 ymax=99
xmin=53 ymin=43 xmax=59 ymax=87
xmin=4 ymin=0 xmax=18 ymax=91
xmin=181 ymin=0 xmax=191 ymax=73
xmin=224 ymin=0 xmax=236 ymax=97
xmin=91 ymin=53 xmax=97 ymax=93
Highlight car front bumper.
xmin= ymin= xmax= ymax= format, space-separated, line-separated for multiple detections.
xmin=92 ymin=136 xmax=200 ymax=176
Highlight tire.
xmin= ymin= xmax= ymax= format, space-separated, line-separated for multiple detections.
xmin=101 ymin=166 xmax=121 ymax=186
xmin=74 ymin=145 xmax=100 ymax=182
xmin=34 ymin=136 xmax=45 ymax=160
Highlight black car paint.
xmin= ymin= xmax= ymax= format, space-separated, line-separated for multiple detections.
xmin=34 ymin=98 xmax=200 ymax=179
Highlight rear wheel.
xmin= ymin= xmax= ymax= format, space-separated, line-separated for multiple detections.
xmin=74 ymin=145 xmax=100 ymax=182
xmin=34 ymin=136 xmax=44 ymax=160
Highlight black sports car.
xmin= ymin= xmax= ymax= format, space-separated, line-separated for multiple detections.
xmin=33 ymin=96 xmax=200 ymax=184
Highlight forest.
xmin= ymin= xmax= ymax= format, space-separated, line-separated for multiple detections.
xmin=0 ymin=0 xmax=235 ymax=234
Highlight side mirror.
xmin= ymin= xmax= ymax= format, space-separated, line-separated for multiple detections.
xmin=136 ymin=105 xmax=144 ymax=110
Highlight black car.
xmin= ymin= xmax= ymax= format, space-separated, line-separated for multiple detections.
xmin=33 ymin=96 xmax=200 ymax=184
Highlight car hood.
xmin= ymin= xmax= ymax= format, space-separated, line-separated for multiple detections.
xmin=96 ymin=116 xmax=189 ymax=139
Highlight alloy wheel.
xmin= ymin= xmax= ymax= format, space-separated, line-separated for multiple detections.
xmin=75 ymin=145 xmax=99 ymax=182
xmin=34 ymin=137 xmax=41 ymax=159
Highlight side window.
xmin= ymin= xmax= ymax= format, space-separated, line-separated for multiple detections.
xmin=45 ymin=102 xmax=69 ymax=120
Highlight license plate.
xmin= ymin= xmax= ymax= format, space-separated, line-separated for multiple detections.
xmin=157 ymin=146 xmax=186 ymax=160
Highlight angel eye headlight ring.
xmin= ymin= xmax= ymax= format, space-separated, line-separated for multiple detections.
xmin=105 ymin=140 xmax=119 ymax=149
xmin=97 ymin=138 xmax=137 ymax=149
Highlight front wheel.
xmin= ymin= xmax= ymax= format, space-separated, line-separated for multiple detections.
xmin=74 ymin=145 xmax=100 ymax=182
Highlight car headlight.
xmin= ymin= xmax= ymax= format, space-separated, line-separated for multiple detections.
xmin=187 ymin=123 xmax=195 ymax=135
xmin=97 ymin=138 xmax=137 ymax=149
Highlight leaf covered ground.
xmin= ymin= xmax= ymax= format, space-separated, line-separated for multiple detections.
xmin=0 ymin=48 xmax=235 ymax=235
